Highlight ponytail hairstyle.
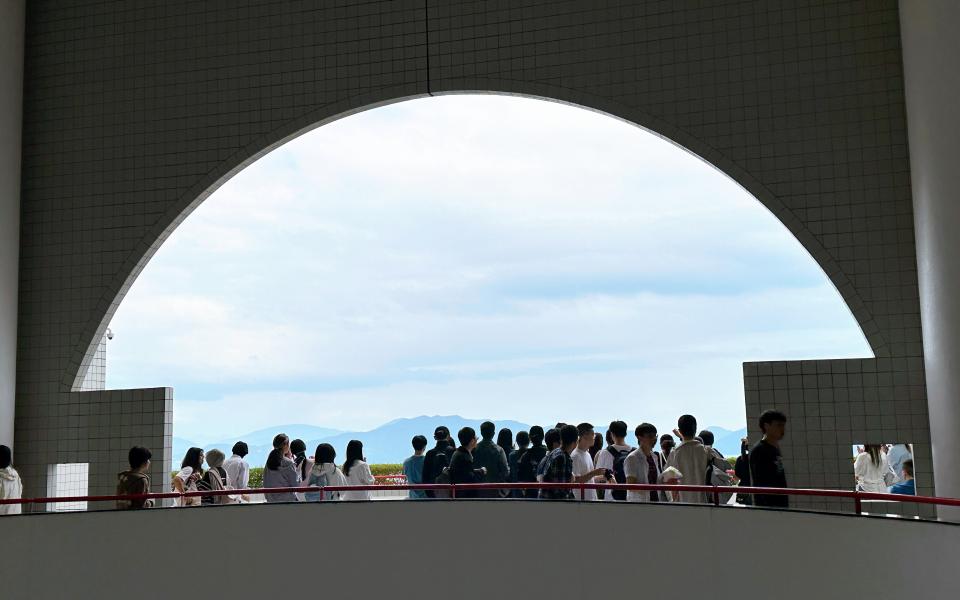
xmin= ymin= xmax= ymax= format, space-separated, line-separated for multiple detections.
xmin=266 ymin=433 xmax=289 ymax=471
xmin=290 ymin=438 xmax=308 ymax=480
xmin=343 ymin=439 xmax=364 ymax=476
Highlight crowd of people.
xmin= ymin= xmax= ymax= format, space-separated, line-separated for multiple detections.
xmin=0 ymin=408 xmax=917 ymax=515
xmin=152 ymin=410 xmax=797 ymax=508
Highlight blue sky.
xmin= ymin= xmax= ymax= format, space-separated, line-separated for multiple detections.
xmin=105 ymin=95 xmax=872 ymax=443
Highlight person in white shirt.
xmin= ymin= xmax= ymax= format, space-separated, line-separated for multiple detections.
xmin=342 ymin=439 xmax=376 ymax=500
xmin=0 ymin=445 xmax=23 ymax=515
xmin=594 ymin=420 xmax=635 ymax=501
xmin=571 ymin=423 xmax=612 ymax=500
xmin=223 ymin=441 xmax=251 ymax=502
xmin=624 ymin=423 xmax=664 ymax=502
xmin=854 ymin=445 xmax=892 ymax=493
xmin=666 ymin=414 xmax=729 ymax=503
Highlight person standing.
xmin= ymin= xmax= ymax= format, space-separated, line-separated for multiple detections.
xmin=508 ymin=430 xmax=530 ymax=497
xmin=624 ymin=423 xmax=663 ymax=502
xmin=658 ymin=434 xmax=675 ymax=470
xmin=403 ymin=435 xmax=428 ymax=499
xmin=449 ymin=427 xmax=487 ymax=498
xmin=473 ymin=421 xmax=509 ymax=497
xmin=516 ymin=426 xmax=547 ymax=499
xmin=263 ymin=434 xmax=301 ymax=503
xmin=595 ymin=420 xmax=635 ymax=501
xmin=305 ymin=443 xmax=347 ymax=501
xmin=749 ymin=410 xmax=789 ymax=507
xmin=0 ymin=445 xmax=22 ymax=515
xmin=885 ymin=443 xmax=913 ymax=485
xmin=571 ymin=423 xmax=609 ymax=500
xmin=421 ymin=426 xmax=454 ymax=498
xmin=666 ymin=415 xmax=729 ymax=503
xmin=539 ymin=425 xmax=582 ymax=500
xmin=342 ymin=439 xmax=376 ymax=501
xmin=199 ymin=449 xmax=232 ymax=505
xmin=224 ymin=441 xmax=251 ymax=502
xmin=116 ymin=446 xmax=153 ymax=510
xmin=854 ymin=444 xmax=891 ymax=493
xmin=172 ymin=447 xmax=205 ymax=507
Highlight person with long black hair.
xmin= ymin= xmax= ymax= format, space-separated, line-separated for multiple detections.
xmin=263 ymin=433 xmax=300 ymax=503
xmin=342 ymin=439 xmax=375 ymax=501
xmin=855 ymin=444 xmax=891 ymax=493
xmin=172 ymin=447 xmax=204 ymax=507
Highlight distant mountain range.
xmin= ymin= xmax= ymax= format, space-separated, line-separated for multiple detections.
xmin=173 ymin=416 xmax=747 ymax=467
xmin=174 ymin=415 xmax=532 ymax=467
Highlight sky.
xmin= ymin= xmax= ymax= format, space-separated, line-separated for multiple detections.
xmin=106 ymin=95 xmax=873 ymax=444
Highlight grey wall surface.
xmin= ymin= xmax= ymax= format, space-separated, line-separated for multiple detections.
xmin=14 ymin=1 xmax=933 ymax=511
xmin=1 ymin=501 xmax=956 ymax=599
xmin=900 ymin=0 xmax=960 ymax=518
xmin=0 ymin=0 xmax=24 ymax=448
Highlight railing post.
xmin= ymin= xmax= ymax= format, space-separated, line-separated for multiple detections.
xmin=712 ymin=486 xmax=720 ymax=507
xmin=854 ymin=495 xmax=862 ymax=515
xmin=450 ymin=483 xmax=456 ymax=499
xmin=580 ymin=481 xmax=585 ymax=501
xmin=319 ymin=487 xmax=325 ymax=502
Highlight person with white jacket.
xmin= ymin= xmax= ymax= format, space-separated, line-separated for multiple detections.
xmin=0 ymin=445 xmax=24 ymax=515
xmin=304 ymin=443 xmax=348 ymax=501
xmin=342 ymin=439 xmax=376 ymax=501
xmin=854 ymin=445 xmax=892 ymax=493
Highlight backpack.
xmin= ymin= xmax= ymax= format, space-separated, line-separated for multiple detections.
xmin=607 ymin=446 xmax=633 ymax=500
xmin=704 ymin=449 xmax=735 ymax=504
xmin=433 ymin=467 xmax=452 ymax=499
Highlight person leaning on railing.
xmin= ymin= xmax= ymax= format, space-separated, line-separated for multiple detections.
xmin=117 ymin=446 xmax=154 ymax=510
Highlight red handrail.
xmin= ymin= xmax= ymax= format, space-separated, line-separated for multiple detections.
xmin=4 ymin=482 xmax=959 ymax=514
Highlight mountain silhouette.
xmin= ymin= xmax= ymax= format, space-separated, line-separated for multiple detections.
xmin=174 ymin=415 xmax=533 ymax=467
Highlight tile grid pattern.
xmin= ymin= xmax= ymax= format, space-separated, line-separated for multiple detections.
xmin=15 ymin=0 xmax=931 ymax=513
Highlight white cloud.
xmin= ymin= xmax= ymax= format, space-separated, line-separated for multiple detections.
xmin=106 ymin=95 xmax=872 ymax=440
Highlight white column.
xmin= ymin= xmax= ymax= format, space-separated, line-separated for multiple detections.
xmin=0 ymin=0 xmax=25 ymax=448
xmin=900 ymin=1 xmax=960 ymax=518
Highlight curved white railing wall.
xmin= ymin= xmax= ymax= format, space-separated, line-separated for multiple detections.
xmin=0 ymin=502 xmax=956 ymax=598
xmin=901 ymin=0 xmax=960 ymax=520
xmin=0 ymin=0 xmax=24 ymax=448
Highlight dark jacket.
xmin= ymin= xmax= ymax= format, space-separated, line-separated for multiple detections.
xmin=422 ymin=440 xmax=453 ymax=498
xmin=449 ymin=447 xmax=485 ymax=498
xmin=474 ymin=440 xmax=509 ymax=482
xmin=516 ymin=445 xmax=548 ymax=498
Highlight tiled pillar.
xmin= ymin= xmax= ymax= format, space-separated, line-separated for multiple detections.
xmin=0 ymin=0 xmax=24 ymax=448
xmin=901 ymin=0 xmax=960 ymax=519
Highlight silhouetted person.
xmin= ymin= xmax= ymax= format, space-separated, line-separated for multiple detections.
xmin=749 ymin=410 xmax=788 ymax=508
xmin=473 ymin=421 xmax=509 ymax=497
xmin=422 ymin=426 xmax=454 ymax=498
xmin=449 ymin=427 xmax=487 ymax=498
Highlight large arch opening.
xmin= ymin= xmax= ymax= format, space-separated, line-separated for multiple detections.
xmin=99 ymin=95 xmax=870 ymax=463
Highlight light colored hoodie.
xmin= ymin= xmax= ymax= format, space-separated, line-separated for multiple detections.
xmin=304 ymin=462 xmax=348 ymax=501
xmin=0 ymin=466 xmax=23 ymax=515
